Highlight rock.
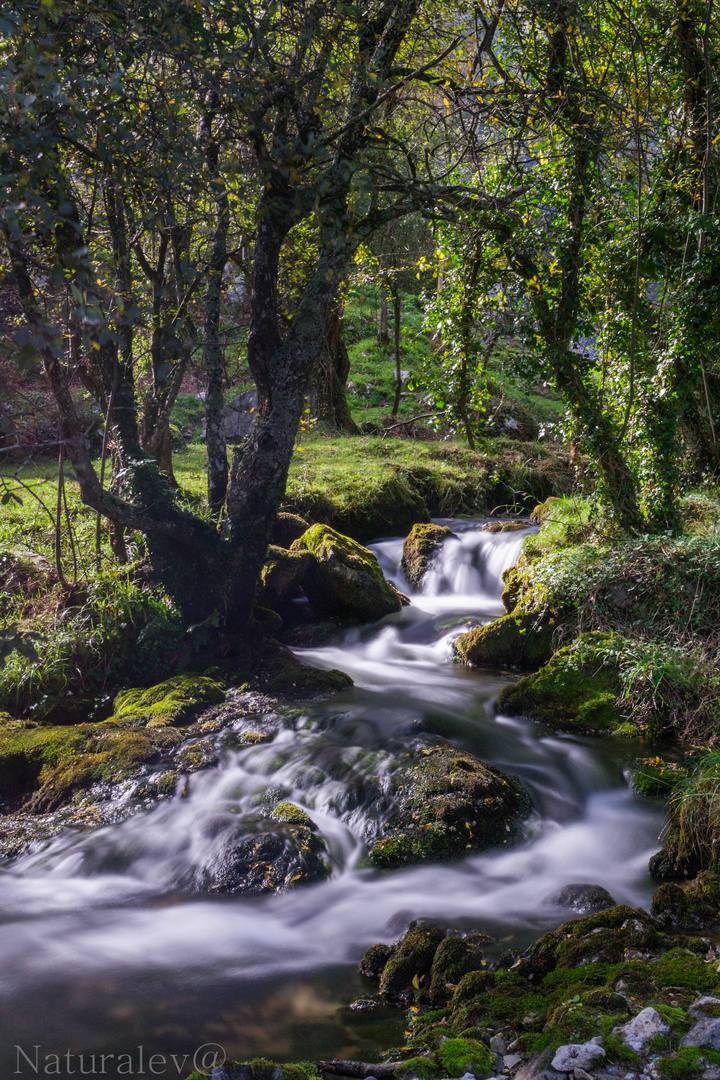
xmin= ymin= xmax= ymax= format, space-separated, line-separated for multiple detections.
xmin=110 ymin=674 xmax=226 ymax=728
xmin=648 ymin=839 xmax=703 ymax=882
xmin=428 ymin=934 xmax=490 ymax=1004
xmin=551 ymin=1039 xmax=605 ymax=1072
xmin=631 ymin=759 xmax=688 ymax=798
xmin=359 ymin=943 xmax=394 ymax=979
xmin=620 ymin=1007 xmax=670 ymax=1052
xmin=513 ymin=1049 xmax=553 ymax=1080
xmin=378 ymin=921 xmax=446 ymax=1003
xmin=496 ymin=635 xmax=621 ymax=733
xmin=690 ymin=996 xmax=720 ymax=1019
xmin=292 ymin=525 xmax=403 ymax=622
xmin=271 ymin=512 xmax=310 ymax=549
xmin=547 ymin=883 xmax=617 ymax=915
xmin=257 ymin=545 xmax=314 ymax=612
xmin=490 ymin=1037 xmax=508 ymax=1056
xmin=369 ymin=741 xmax=531 ymax=869
xmin=454 ymin=613 xmax=555 ymax=671
xmin=245 ymin=637 xmax=353 ymax=697
xmin=270 ymin=801 xmax=315 ymax=829
xmin=216 ymin=387 xmax=257 ymax=441
xmin=207 ymin=820 xmax=331 ymax=895
xmin=504 ymin=1055 xmax=523 ymax=1071
xmin=681 ymin=1019 xmax=720 ymax=1049
xmin=530 ymin=497 xmax=561 ymax=523
xmin=402 ymin=523 xmax=457 ymax=588
xmin=651 ymin=872 xmax=720 ymax=930
xmin=574 ymin=1070 xmax=595 ymax=1080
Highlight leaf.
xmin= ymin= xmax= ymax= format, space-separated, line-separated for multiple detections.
xmin=412 ymin=973 xmax=421 ymax=990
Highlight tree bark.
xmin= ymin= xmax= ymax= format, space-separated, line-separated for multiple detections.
xmin=390 ymin=281 xmax=402 ymax=418
xmin=377 ymin=276 xmax=390 ymax=344
xmin=309 ymin=299 xmax=359 ymax=432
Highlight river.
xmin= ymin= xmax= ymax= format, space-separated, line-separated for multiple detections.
xmin=0 ymin=521 xmax=664 ymax=1073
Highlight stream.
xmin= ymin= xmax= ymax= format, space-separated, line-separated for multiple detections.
xmin=0 ymin=521 xmax=665 ymax=1073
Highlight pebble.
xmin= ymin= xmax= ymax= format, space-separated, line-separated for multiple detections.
xmin=552 ymin=1039 xmax=606 ymax=1073
xmin=504 ymin=1054 xmax=524 ymax=1071
xmin=620 ymin=1007 xmax=670 ymax=1052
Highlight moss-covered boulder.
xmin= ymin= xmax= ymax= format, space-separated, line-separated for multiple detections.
xmin=651 ymin=872 xmax=720 ymax=930
xmin=368 ymin=921 xmax=446 ymax=1003
xmin=0 ymin=717 xmax=185 ymax=811
xmin=496 ymin=638 xmax=621 ymax=733
xmin=110 ymin=674 xmax=226 ymax=728
xmin=454 ymin=612 xmax=555 ymax=671
xmin=428 ymin=934 xmax=491 ymax=1003
xmin=242 ymin=638 xmax=352 ymax=697
xmin=271 ymin=512 xmax=310 ymax=549
xmin=271 ymin=801 xmax=315 ymax=828
xmin=292 ymin=524 xmax=402 ymax=622
xmin=401 ymin=523 xmax=456 ymax=589
xmin=370 ymin=742 xmax=531 ymax=869
xmin=209 ymin=818 xmax=331 ymax=895
xmin=257 ymin=545 xmax=314 ymax=612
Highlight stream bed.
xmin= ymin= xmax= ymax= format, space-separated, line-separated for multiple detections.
xmin=0 ymin=521 xmax=665 ymax=1072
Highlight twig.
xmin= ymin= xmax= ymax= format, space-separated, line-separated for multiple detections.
xmin=381 ymin=410 xmax=449 ymax=438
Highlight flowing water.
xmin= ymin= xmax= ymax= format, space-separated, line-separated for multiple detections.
xmin=0 ymin=521 xmax=665 ymax=1073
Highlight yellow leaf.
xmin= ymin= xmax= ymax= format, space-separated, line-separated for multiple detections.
xmin=412 ymin=974 xmax=421 ymax=990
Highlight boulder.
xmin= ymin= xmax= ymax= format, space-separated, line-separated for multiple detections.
xmin=207 ymin=819 xmax=331 ymax=895
xmin=620 ymin=1007 xmax=670 ymax=1052
xmin=271 ymin=512 xmax=310 ymax=549
xmin=370 ymin=742 xmax=531 ymax=869
xmin=256 ymin=545 xmax=313 ymax=612
xmin=681 ymin=1018 xmax=720 ymax=1050
xmin=496 ymin=638 xmax=620 ymax=733
xmin=551 ymin=1038 xmax=605 ymax=1072
xmin=378 ymin=921 xmax=446 ymax=1003
xmin=215 ymin=387 xmax=257 ymax=442
xmin=651 ymin=872 xmax=720 ymax=930
xmin=109 ymin=674 xmax=226 ymax=728
xmin=292 ymin=524 xmax=403 ymax=623
xmin=546 ymin=883 xmax=616 ymax=915
xmin=402 ymin=523 xmax=457 ymax=589
xmin=428 ymin=934 xmax=490 ymax=1003
xmin=454 ymin=613 xmax=554 ymax=671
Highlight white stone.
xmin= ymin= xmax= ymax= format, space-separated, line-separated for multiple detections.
xmin=621 ymin=1008 xmax=670 ymax=1052
xmin=552 ymin=1041 xmax=607 ymax=1072
xmin=681 ymin=1018 xmax=720 ymax=1050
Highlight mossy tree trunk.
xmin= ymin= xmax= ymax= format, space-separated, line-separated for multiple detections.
xmin=308 ymin=297 xmax=359 ymax=432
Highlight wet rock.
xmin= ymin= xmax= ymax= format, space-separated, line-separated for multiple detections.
xmin=496 ymin=636 xmax=620 ymax=733
xmin=359 ymin=943 xmax=394 ymax=979
xmin=481 ymin=521 xmax=529 ymax=534
xmin=402 ymin=523 xmax=457 ymax=589
xmin=378 ymin=921 xmax=446 ymax=1002
xmin=292 ymin=524 xmax=403 ymax=622
xmin=651 ymin=872 xmax=720 ymax=930
xmin=620 ymin=1007 xmax=670 ymax=1052
xmin=428 ymin=934 xmax=490 ymax=1003
xmin=547 ymin=883 xmax=617 ymax=915
xmin=648 ymin=839 xmax=704 ymax=882
xmin=270 ymin=801 xmax=315 ymax=828
xmin=454 ymin=613 xmax=554 ymax=671
xmin=271 ymin=512 xmax=310 ymax=549
xmin=680 ymin=1018 xmax=720 ymax=1049
xmin=245 ymin=637 xmax=352 ymax=698
xmin=208 ymin=821 xmax=331 ymax=895
xmin=551 ymin=1039 xmax=605 ymax=1072
xmin=369 ymin=742 xmax=531 ymax=869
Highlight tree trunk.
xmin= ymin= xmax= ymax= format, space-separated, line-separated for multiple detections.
xmin=309 ymin=299 xmax=359 ymax=432
xmin=202 ymin=94 xmax=231 ymax=512
xmin=390 ymin=283 xmax=402 ymax=418
xmin=377 ymin=278 xmax=389 ymax=345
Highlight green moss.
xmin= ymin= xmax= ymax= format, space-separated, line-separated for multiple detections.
xmin=402 ymin=523 xmax=456 ymax=588
xmin=379 ymin=923 xmax=446 ymax=1001
xmin=271 ymin=512 xmax=310 ymax=549
xmin=496 ymin=634 xmax=621 ymax=733
xmin=654 ymin=948 xmax=720 ymax=991
xmin=451 ymin=970 xmax=496 ymax=1006
xmin=603 ymin=1032 xmax=640 ymax=1065
xmin=454 ymin=612 xmax=555 ymax=671
xmin=394 ymin=1056 xmax=436 ymax=1080
xmin=257 ymin=546 xmax=313 ymax=611
xmin=656 ymin=1047 xmax=705 ymax=1080
xmin=370 ymin=743 xmax=531 ymax=869
xmin=632 ymin=758 xmax=689 ymax=798
xmin=292 ymin=524 xmax=402 ymax=622
xmin=360 ymin=942 xmax=395 ymax=979
xmin=428 ymin=935 xmax=489 ymax=1004
xmin=110 ymin=674 xmax=225 ymax=728
xmin=436 ymin=1037 xmax=495 ymax=1077
xmin=271 ymin=802 xmax=315 ymax=829
xmin=652 ymin=873 xmax=720 ymax=930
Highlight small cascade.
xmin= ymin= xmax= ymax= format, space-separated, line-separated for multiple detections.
xmin=0 ymin=518 xmax=664 ymax=1066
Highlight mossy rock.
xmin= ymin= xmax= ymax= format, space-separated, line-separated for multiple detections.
xmin=428 ymin=934 xmax=490 ymax=1004
xmin=401 ymin=523 xmax=456 ymax=589
xmin=454 ymin=612 xmax=555 ymax=671
xmin=209 ymin=820 xmax=331 ymax=895
xmin=370 ymin=742 xmax=531 ymax=869
xmin=519 ymin=905 xmax=670 ymax=980
xmin=481 ymin=520 xmax=529 ymax=533
xmin=633 ymin=758 xmax=689 ymax=798
xmin=359 ymin=942 xmax=395 ymax=979
xmin=257 ymin=545 xmax=313 ymax=611
xmin=530 ymin=496 xmax=561 ymax=523
xmin=378 ymin=921 xmax=446 ymax=1002
xmin=501 ymin=564 xmax=523 ymax=613
xmin=649 ymin=838 xmax=705 ymax=882
xmin=496 ymin=637 xmax=621 ymax=733
xmin=271 ymin=512 xmax=310 ymax=549
xmin=244 ymin=638 xmax=352 ymax=697
xmin=271 ymin=801 xmax=315 ymax=829
xmin=0 ymin=716 xmax=185 ymax=810
xmin=651 ymin=872 xmax=720 ymax=930
xmin=292 ymin=524 xmax=402 ymax=622
xmin=110 ymin=674 xmax=225 ymax=728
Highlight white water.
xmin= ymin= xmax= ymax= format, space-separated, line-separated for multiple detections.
xmin=0 ymin=519 xmax=664 ymax=1065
